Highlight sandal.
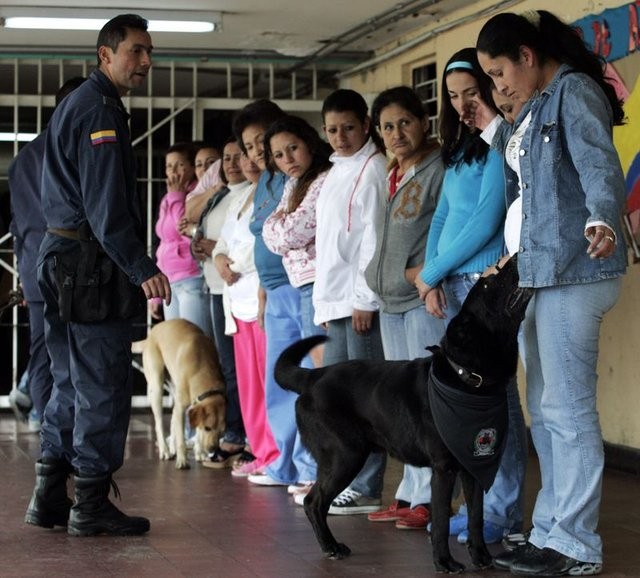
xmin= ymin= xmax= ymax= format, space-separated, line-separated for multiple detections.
xmin=236 ymin=450 xmax=256 ymax=465
xmin=202 ymin=447 xmax=244 ymax=469
xmin=229 ymin=450 xmax=256 ymax=472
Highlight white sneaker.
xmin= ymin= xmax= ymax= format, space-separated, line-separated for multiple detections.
xmin=294 ymin=492 xmax=307 ymax=506
xmin=287 ymin=481 xmax=314 ymax=495
xmin=328 ymin=488 xmax=381 ymax=515
xmin=247 ymin=473 xmax=286 ymax=486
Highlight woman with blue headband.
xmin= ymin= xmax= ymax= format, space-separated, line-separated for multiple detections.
xmin=415 ymin=47 xmax=528 ymax=545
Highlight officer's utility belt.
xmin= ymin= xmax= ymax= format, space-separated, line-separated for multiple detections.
xmin=48 ymin=227 xmax=84 ymax=241
xmin=49 ymin=223 xmax=145 ymax=323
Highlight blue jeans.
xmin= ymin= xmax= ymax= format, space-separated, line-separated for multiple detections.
xmin=522 ymin=279 xmax=621 ymax=563
xmin=209 ymin=293 xmax=244 ymax=446
xmin=444 ymin=272 xmax=528 ymax=530
xmin=163 ymin=274 xmax=213 ymax=338
xmin=323 ymin=314 xmax=386 ymax=498
xmin=323 ymin=314 xmax=385 ymax=366
xmin=263 ymin=284 xmax=317 ymax=484
xmin=380 ymin=305 xmax=446 ymax=506
xmin=298 ymin=283 xmax=326 ymax=340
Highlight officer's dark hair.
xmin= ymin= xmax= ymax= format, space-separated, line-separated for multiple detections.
xmin=232 ymin=99 xmax=286 ymax=154
xmin=166 ymin=142 xmax=196 ymax=166
xmin=321 ymin=88 xmax=384 ymax=154
xmin=476 ymin=10 xmax=624 ymax=125
xmin=96 ymin=14 xmax=149 ymax=67
xmin=55 ymin=77 xmax=86 ymax=107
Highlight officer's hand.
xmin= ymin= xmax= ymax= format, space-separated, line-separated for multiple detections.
xmin=142 ymin=273 xmax=172 ymax=305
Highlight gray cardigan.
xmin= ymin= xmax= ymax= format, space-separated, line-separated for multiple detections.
xmin=365 ymin=147 xmax=444 ymax=313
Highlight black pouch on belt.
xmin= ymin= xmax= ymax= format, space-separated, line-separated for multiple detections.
xmin=53 ymin=223 xmax=145 ymax=323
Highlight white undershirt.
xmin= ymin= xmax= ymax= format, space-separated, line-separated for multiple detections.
xmin=504 ymin=111 xmax=532 ymax=256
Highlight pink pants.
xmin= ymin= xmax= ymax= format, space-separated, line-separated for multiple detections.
xmin=232 ymin=318 xmax=279 ymax=470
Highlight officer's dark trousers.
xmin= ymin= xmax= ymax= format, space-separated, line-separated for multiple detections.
xmin=26 ymin=301 xmax=53 ymax=420
xmin=38 ymin=255 xmax=133 ymax=476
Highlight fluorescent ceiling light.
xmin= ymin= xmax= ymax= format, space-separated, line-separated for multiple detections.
xmin=149 ymin=21 xmax=214 ymax=33
xmin=0 ymin=132 xmax=38 ymax=142
xmin=0 ymin=8 xmax=221 ymax=33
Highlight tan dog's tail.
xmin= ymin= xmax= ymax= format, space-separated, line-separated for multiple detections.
xmin=131 ymin=339 xmax=147 ymax=355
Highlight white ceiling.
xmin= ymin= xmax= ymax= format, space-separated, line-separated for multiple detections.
xmin=0 ymin=0 xmax=479 ymax=62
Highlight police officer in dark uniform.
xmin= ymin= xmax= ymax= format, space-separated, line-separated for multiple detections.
xmin=24 ymin=14 xmax=171 ymax=537
xmin=8 ymin=77 xmax=86 ymax=427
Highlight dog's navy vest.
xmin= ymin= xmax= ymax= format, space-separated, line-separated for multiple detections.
xmin=427 ymin=365 xmax=508 ymax=490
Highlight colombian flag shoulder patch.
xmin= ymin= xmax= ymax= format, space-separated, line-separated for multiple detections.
xmin=90 ymin=129 xmax=117 ymax=146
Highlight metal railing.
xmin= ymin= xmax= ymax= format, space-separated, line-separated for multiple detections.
xmin=0 ymin=54 xmax=335 ymax=408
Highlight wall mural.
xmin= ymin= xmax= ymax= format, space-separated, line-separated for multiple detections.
xmin=573 ymin=1 xmax=640 ymax=260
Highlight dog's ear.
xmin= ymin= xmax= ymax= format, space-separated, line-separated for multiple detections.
xmin=187 ymin=404 xmax=204 ymax=429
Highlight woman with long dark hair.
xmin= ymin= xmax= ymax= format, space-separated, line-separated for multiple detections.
xmin=262 ymin=115 xmax=332 ymax=366
xmin=476 ymin=10 xmax=626 ymax=575
xmin=415 ymin=47 xmax=528 ymax=545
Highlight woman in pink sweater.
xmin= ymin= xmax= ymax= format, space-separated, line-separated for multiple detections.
xmin=150 ymin=142 xmax=212 ymax=336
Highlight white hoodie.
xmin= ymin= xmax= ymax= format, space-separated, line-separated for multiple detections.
xmin=313 ymin=138 xmax=387 ymax=325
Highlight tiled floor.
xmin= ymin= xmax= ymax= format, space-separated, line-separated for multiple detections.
xmin=1 ymin=413 xmax=640 ymax=577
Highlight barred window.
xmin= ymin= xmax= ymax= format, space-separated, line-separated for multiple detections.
xmin=412 ymin=63 xmax=438 ymax=138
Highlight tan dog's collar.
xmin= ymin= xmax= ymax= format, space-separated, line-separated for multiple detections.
xmin=194 ymin=389 xmax=226 ymax=404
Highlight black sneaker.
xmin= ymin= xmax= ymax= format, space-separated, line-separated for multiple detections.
xmin=328 ymin=488 xmax=381 ymax=515
xmin=493 ymin=542 xmax=543 ymax=571
xmin=511 ymin=547 xmax=602 ymax=576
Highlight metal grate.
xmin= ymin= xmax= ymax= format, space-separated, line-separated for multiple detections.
xmin=0 ymin=55 xmax=336 ymax=408
xmin=412 ymin=62 xmax=438 ymax=138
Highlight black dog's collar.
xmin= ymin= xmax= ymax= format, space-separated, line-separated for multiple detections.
xmin=445 ymin=355 xmax=484 ymax=388
xmin=194 ymin=389 xmax=226 ymax=403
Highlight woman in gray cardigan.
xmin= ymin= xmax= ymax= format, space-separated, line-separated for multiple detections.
xmin=362 ymin=86 xmax=445 ymax=530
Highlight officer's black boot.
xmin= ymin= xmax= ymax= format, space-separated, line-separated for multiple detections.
xmin=67 ymin=474 xmax=150 ymax=536
xmin=24 ymin=458 xmax=73 ymax=528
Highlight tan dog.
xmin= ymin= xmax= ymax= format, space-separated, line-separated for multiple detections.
xmin=132 ymin=319 xmax=226 ymax=469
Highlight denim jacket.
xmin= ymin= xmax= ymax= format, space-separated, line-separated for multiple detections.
xmin=494 ymin=64 xmax=626 ymax=287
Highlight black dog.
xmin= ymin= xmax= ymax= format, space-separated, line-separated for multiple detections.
xmin=275 ymin=255 xmax=533 ymax=573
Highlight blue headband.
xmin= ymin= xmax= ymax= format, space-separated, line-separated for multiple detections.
xmin=446 ymin=60 xmax=474 ymax=73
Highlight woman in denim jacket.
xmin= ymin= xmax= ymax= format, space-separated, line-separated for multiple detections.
xmin=476 ymin=10 xmax=626 ymax=577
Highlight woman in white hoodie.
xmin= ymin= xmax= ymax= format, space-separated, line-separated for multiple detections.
xmin=311 ymin=89 xmax=388 ymax=514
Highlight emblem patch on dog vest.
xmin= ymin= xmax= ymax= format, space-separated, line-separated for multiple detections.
xmin=474 ymin=428 xmax=498 ymax=456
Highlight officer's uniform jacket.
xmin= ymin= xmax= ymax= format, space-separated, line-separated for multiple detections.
xmin=39 ymin=69 xmax=158 ymax=286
